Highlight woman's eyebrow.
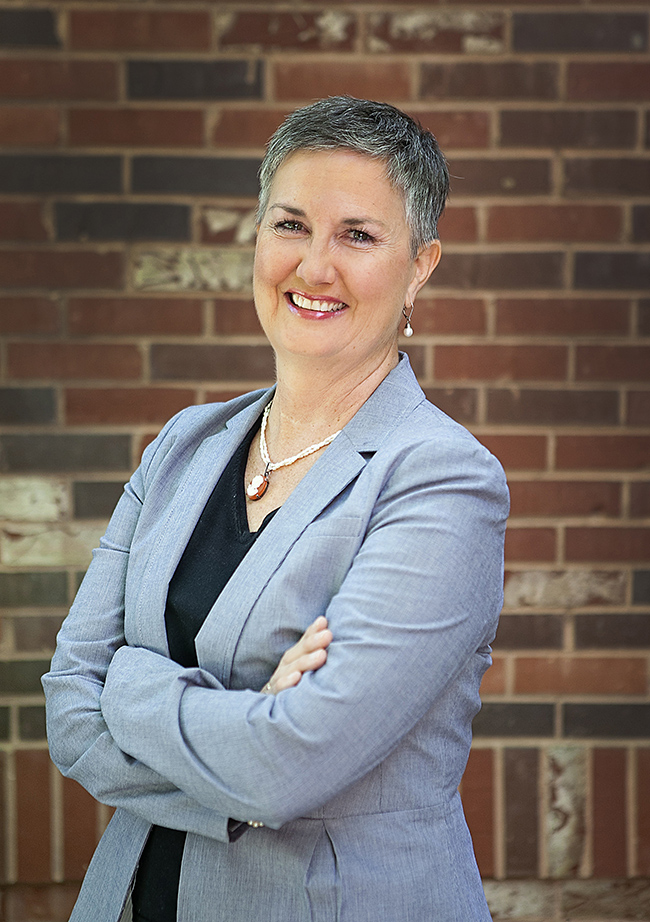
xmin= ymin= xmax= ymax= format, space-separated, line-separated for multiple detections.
xmin=269 ymin=204 xmax=305 ymax=216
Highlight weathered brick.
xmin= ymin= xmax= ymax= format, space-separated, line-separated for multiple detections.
xmin=505 ymin=528 xmax=556 ymax=562
xmin=633 ymin=571 xmax=650 ymax=604
xmin=0 ymin=572 xmax=67 ymax=608
xmin=566 ymin=159 xmax=650 ymax=196
xmin=0 ymin=388 xmax=56 ymax=424
xmin=14 ymin=615 xmax=65 ymax=652
xmin=70 ymin=108 xmax=204 ymax=148
xmin=131 ymin=156 xmax=260 ymax=196
xmin=0 ymin=201 xmax=48 ymax=242
xmin=19 ymin=705 xmax=46 ymax=741
xmin=0 ymin=106 xmax=60 ymax=147
xmin=483 ymin=881 xmax=555 ymax=921
xmin=564 ymin=704 xmax=650 ymax=738
xmin=151 ymin=344 xmax=274 ymax=382
xmin=504 ymin=569 xmax=626 ymax=609
xmin=128 ymin=60 xmax=263 ymax=101
xmin=500 ymin=109 xmax=637 ymax=150
xmin=0 ymin=661 xmax=50 ymax=694
xmin=461 ymin=749 xmax=494 ymax=877
xmin=593 ymin=748 xmax=628 ymax=877
xmin=367 ymin=10 xmax=503 ymax=53
xmin=68 ymin=297 xmax=203 ymax=337
xmin=509 ymin=480 xmax=620 ymax=518
xmin=432 ymin=252 xmax=564 ymax=290
xmin=633 ymin=206 xmax=650 ymax=242
xmin=631 ymin=483 xmax=650 ymax=518
xmin=495 ymin=614 xmax=563 ymax=650
xmin=63 ymin=778 xmax=99 ymax=881
xmin=629 ymin=392 xmax=650 ymax=427
xmin=516 ymin=656 xmax=646 ymax=694
xmin=566 ymin=527 xmax=650 ymax=563
xmin=212 ymin=299 xmax=263 ymax=335
xmin=0 ymin=8 xmax=59 ymax=47
xmin=447 ymin=158 xmax=550 ymax=196
xmin=65 ymin=387 xmax=194 ymax=425
xmin=568 ymin=63 xmax=650 ymax=101
xmin=220 ymin=12 xmax=356 ymax=51
xmin=134 ymin=248 xmax=253 ymax=294
xmin=274 ymin=61 xmax=411 ymax=101
xmin=505 ymin=748 xmax=539 ymax=877
xmin=513 ymin=13 xmax=648 ymax=52
xmin=1 ymin=522 xmax=104 ymax=567
xmin=201 ymin=207 xmax=257 ymax=245
xmin=73 ymin=481 xmax=124 ymax=520
xmin=0 ymin=476 xmax=69 ymax=522
xmin=436 ymin=345 xmax=567 ymax=382
xmin=0 ymin=297 xmax=58 ymax=334
xmin=487 ymin=205 xmax=621 ymax=243
xmin=0 ymin=155 xmax=121 ymax=194
xmin=0 ymin=59 xmax=118 ymax=101
xmin=563 ymin=879 xmax=650 ymax=918
xmin=487 ymin=389 xmax=618 ymax=426
xmin=0 ymin=250 xmax=123 ymax=290
xmin=70 ymin=10 xmax=211 ymax=51
xmin=420 ymin=62 xmax=558 ymax=100
xmin=9 ymin=343 xmax=140 ymax=381
xmin=575 ymin=614 xmax=650 ymax=649
xmin=212 ymin=108 xmax=289 ymax=148
xmin=577 ymin=346 xmax=650 ymax=382
xmin=495 ymin=298 xmax=630 ymax=336
xmin=473 ymin=703 xmax=554 ymax=737
xmin=55 ymin=203 xmax=190 ymax=242
xmin=546 ymin=747 xmax=586 ymax=878
xmin=422 ymin=388 xmax=478 ymax=424
xmin=477 ymin=435 xmax=547 ymax=470
xmin=408 ymin=110 xmax=490 ymax=149
xmin=638 ymin=750 xmax=650 ymax=875
xmin=16 ymin=751 xmax=51 ymax=883
xmin=556 ymin=436 xmax=650 ymax=471
xmin=0 ymin=434 xmax=131 ymax=473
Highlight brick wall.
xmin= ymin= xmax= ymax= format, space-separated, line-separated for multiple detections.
xmin=0 ymin=2 xmax=648 ymax=920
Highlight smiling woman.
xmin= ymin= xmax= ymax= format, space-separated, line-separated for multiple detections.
xmin=43 ymin=97 xmax=509 ymax=922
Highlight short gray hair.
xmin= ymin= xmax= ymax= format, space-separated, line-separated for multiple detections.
xmin=257 ymin=97 xmax=450 ymax=257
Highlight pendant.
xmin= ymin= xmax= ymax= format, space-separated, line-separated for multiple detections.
xmin=246 ymin=473 xmax=269 ymax=501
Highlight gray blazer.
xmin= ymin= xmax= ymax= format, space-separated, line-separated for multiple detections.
xmin=43 ymin=355 xmax=509 ymax=922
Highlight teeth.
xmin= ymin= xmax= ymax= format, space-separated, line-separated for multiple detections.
xmin=292 ymin=293 xmax=346 ymax=312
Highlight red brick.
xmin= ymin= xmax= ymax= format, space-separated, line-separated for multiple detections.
xmin=593 ymin=749 xmax=627 ymax=877
xmin=408 ymin=110 xmax=490 ymax=149
xmin=487 ymin=388 xmax=618 ymax=427
xmin=461 ymin=748 xmax=494 ymax=878
xmin=69 ymin=109 xmax=204 ymax=148
xmin=638 ymin=749 xmax=650 ymax=875
xmin=437 ymin=207 xmax=478 ymax=243
xmin=514 ymin=657 xmax=646 ymax=695
xmin=423 ymin=388 xmax=478 ymax=424
xmin=273 ymin=61 xmax=411 ymax=102
xmin=495 ymin=298 xmax=630 ymax=336
xmin=0 ymin=202 xmax=48 ymax=242
xmin=0 ymin=250 xmax=123 ymax=290
xmin=410 ymin=298 xmax=485 ymax=335
xmin=219 ymin=12 xmax=356 ymax=50
xmin=4 ymin=883 xmax=79 ymax=922
xmin=213 ymin=299 xmax=264 ymax=335
xmin=477 ymin=435 xmax=547 ymax=471
xmin=421 ymin=62 xmax=558 ymax=100
xmin=151 ymin=344 xmax=275 ymax=382
xmin=487 ymin=205 xmax=622 ymax=243
xmin=62 ymin=778 xmax=98 ymax=881
xmin=68 ymin=298 xmax=203 ymax=337
xmin=509 ymin=481 xmax=621 ymax=518
xmin=505 ymin=528 xmax=556 ymax=562
xmin=568 ymin=63 xmax=650 ymax=101
xmin=0 ymin=60 xmax=117 ymax=101
xmin=628 ymin=392 xmax=650 ymax=427
xmin=433 ymin=252 xmax=564 ymax=290
xmin=446 ymin=158 xmax=550 ymax=195
xmin=504 ymin=748 xmax=539 ymax=877
xmin=480 ymin=656 xmax=506 ymax=695
xmin=566 ymin=527 xmax=650 ymax=563
xmin=631 ymin=483 xmax=650 ymax=518
xmin=500 ymin=108 xmax=637 ymax=150
xmin=69 ymin=11 xmax=211 ymax=51
xmin=65 ymin=388 xmax=195 ymax=425
xmin=577 ymin=346 xmax=650 ymax=382
xmin=212 ymin=108 xmax=290 ymax=148
xmin=556 ymin=436 xmax=650 ymax=471
xmin=0 ymin=752 xmax=5 ymax=884
xmin=435 ymin=345 xmax=567 ymax=382
xmin=8 ymin=344 xmax=141 ymax=381
xmin=16 ymin=750 xmax=51 ymax=882
xmin=367 ymin=12 xmax=503 ymax=53
xmin=0 ymin=106 xmax=60 ymax=146
xmin=0 ymin=297 xmax=58 ymax=334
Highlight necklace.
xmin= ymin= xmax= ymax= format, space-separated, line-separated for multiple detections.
xmin=246 ymin=402 xmax=342 ymax=501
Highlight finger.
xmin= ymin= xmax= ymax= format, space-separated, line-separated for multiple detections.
xmin=280 ymin=628 xmax=332 ymax=668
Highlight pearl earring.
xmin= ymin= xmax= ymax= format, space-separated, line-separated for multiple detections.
xmin=402 ymin=302 xmax=414 ymax=338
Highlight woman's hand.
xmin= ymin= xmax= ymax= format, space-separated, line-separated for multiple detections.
xmin=261 ymin=616 xmax=332 ymax=695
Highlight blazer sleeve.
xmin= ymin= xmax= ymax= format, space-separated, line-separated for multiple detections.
xmin=100 ymin=434 xmax=509 ymax=829
xmin=42 ymin=412 xmax=232 ymax=843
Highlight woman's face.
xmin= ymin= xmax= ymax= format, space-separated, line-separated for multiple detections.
xmin=253 ymin=149 xmax=440 ymax=372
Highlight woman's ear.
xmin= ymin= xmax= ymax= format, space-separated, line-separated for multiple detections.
xmin=408 ymin=239 xmax=442 ymax=303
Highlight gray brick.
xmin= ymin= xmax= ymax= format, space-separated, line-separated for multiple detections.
xmin=421 ymin=62 xmax=558 ymax=100
xmin=575 ymin=613 xmax=650 ymax=648
xmin=131 ymin=157 xmax=260 ymax=197
xmin=151 ymin=344 xmax=274 ymax=382
xmin=448 ymin=158 xmax=550 ymax=196
xmin=487 ymin=389 xmax=618 ymax=425
xmin=505 ymin=748 xmax=539 ymax=876
xmin=55 ymin=202 xmax=190 ymax=242
xmin=633 ymin=206 xmax=650 ymax=242
xmin=500 ymin=109 xmax=637 ymax=150
xmin=0 ymin=660 xmax=50 ymax=695
xmin=18 ymin=705 xmax=46 ymax=740
xmin=473 ymin=703 xmax=555 ymax=737
xmin=633 ymin=570 xmax=650 ymax=603
xmin=128 ymin=60 xmax=263 ymax=101
xmin=513 ymin=13 xmax=648 ymax=52
xmin=495 ymin=615 xmax=563 ymax=650
xmin=0 ymin=155 xmax=121 ymax=195
xmin=0 ymin=434 xmax=131 ymax=473
xmin=0 ymin=9 xmax=59 ymax=47
xmin=0 ymin=388 xmax=56 ymax=425
xmin=434 ymin=253 xmax=564 ymax=291
xmin=423 ymin=388 xmax=477 ymax=425
xmin=0 ymin=708 xmax=8 ymax=741
xmin=73 ymin=481 xmax=124 ymax=519
xmin=13 ymin=615 xmax=64 ymax=653
xmin=563 ymin=704 xmax=650 ymax=738
xmin=565 ymin=158 xmax=650 ymax=196
xmin=0 ymin=572 xmax=67 ymax=607
xmin=574 ymin=252 xmax=650 ymax=290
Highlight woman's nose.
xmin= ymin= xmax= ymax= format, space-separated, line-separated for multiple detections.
xmin=296 ymin=238 xmax=336 ymax=287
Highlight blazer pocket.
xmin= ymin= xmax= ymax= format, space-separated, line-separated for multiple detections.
xmin=301 ymin=515 xmax=364 ymax=539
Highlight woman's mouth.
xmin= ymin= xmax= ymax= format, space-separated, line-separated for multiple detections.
xmin=286 ymin=292 xmax=348 ymax=315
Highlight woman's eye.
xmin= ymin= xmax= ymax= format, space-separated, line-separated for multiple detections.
xmin=273 ymin=220 xmax=305 ymax=233
xmin=348 ymin=229 xmax=374 ymax=244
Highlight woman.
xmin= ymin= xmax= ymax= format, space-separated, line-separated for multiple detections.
xmin=44 ymin=97 xmax=509 ymax=922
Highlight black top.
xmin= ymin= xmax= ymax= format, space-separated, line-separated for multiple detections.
xmin=132 ymin=418 xmax=277 ymax=922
